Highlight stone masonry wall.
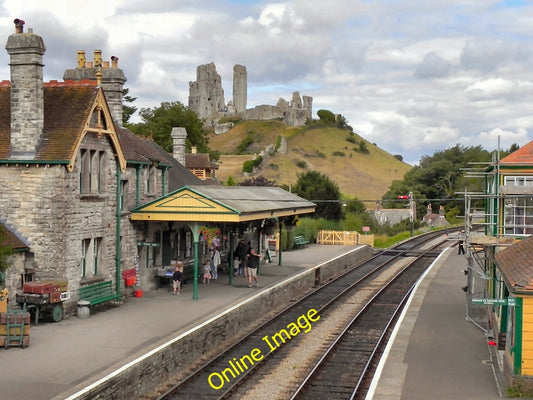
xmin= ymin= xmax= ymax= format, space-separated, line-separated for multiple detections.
xmin=0 ymin=164 xmax=67 ymax=304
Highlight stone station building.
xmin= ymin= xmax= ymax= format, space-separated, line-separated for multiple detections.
xmin=0 ymin=20 xmax=314 ymax=319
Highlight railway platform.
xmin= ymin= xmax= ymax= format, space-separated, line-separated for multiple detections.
xmin=0 ymin=244 xmax=504 ymax=399
xmin=368 ymin=247 xmax=503 ymax=400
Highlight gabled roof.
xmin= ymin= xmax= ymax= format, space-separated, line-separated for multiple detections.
xmin=495 ymin=236 xmax=533 ymax=293
xmin=499 ymin=140 xmax=533 ymax=166
xmin=131 ymin=185 xmax=315 ymax=223
xmin=0 ymin=81 xmax=127 ymax=171
xmin=185 ymin=153 xmax=218 ymax=170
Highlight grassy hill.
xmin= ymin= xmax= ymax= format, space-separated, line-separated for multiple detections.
xmin=208 ymin=120 xmax=411 ymax=207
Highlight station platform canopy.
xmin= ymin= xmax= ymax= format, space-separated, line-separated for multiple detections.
xmin=130 ymin=185 xmax=316 ymax=223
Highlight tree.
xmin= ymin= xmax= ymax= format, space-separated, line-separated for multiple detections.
xmin=293 ymin=171 xmax=343 ymax=221
xmin=382 ymin=144 xmax=492 ymax=218
xmin=126 ymin=101 xmax=210 ymax=156
xmin=121 ymin=88 xmax=137 ymax=125
xmin=317 ymin=109 xmax=336 ymax=123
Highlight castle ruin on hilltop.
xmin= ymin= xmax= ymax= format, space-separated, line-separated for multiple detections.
xmin=188 ymin=62 xmax=312 ymax=129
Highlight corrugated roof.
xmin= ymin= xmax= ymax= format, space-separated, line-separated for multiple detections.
xmin=495 ymin=236 xmax=533 ymax=293
xmin=185 ymin=185 xmax=314 ymax=215
xmin=131 ymin=185 xmax=316 ymax=223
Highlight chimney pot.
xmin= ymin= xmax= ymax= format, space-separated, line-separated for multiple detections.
xmin=93 ymin=49 xmax=102 ymax=67
xmin=111 ymin=56 xmax=119 ymax=68
xmin=77 ymin=50 xmax=86 ymax=68
xmin=13 ymin=18 xmax=25 ymax=33
xmin=103 ymin=61 xmax=109 ymax=68
xmin=87 ymin=61 xmax=93 ymax=68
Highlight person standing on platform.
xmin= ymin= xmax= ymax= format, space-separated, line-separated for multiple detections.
xmin=246 ymin=248 xmax=262 ymax=288
xmin=458 ymin=230 xmax=465 ymax=255
xmin=233 ymin=238 xmax=250 ymax=277
xmin=202 ymin=260 xmax=212 ymax=284
xmin=172 ymin=263 xmax=182 ymax=295
xmin=210 ymin=246 xmax=220 ymax=280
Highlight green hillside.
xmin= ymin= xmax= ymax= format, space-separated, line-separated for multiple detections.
xmin=209 ymin=120 xmax=412 ymax=206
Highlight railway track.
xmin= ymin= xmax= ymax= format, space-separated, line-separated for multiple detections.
xmin=156 ymin=230 xmax=453 ymax=400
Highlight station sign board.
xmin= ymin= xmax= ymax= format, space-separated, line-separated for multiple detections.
xmin=472 ymin=298 xmax=516 ymax=307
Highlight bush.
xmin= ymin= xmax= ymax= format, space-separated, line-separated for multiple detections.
xmin=295 ymin=160 xmax=307 ymax=169
xmin=237 ymin=134 xmax=254 ymax=154
xmin=332 ymin=151 xmax=345 ymax=157
xmin=317 ymin=109 xmax=336 ymax=123
xmin=346 ymin=134 xmax=357 ymax=144
xmin=275 ymin=135 xmax=282 ymax=151
xmin=242 ymin=155 xmax=263 ymax=173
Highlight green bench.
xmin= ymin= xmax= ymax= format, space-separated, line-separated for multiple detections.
xmin=79 ymin=281 xmax=120 ymax=306
xmin=294 ymin=235 xmax=309 ymax=248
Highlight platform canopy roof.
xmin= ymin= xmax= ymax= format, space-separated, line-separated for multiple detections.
xmin=130 ymin=185 xmax=316 ymax=223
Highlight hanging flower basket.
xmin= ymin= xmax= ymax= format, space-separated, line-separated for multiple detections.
xmin=199 ymin=226 xmax=222 ymax=248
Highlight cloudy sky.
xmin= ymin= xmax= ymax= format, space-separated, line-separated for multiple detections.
xmin=0 ymin=0 xmax=532 ymax=165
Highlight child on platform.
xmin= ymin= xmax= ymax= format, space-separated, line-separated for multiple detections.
xmin=202 ymin=260 xmax=212 ymax=284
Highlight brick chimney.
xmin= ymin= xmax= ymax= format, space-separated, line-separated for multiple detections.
xmin=5 ymin=19 xmax=46 ymax=159
xmin=171 ymin=127 xmax=187 ymax=166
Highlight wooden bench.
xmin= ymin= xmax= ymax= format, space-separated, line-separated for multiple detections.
xmin=79 ymin=281 xmax=120 ymax=306
xmin=294 ymin=235 xmax=309 ymax=248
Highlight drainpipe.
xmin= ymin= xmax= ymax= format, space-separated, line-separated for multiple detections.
xmin=115 ymin=166 xmax=122 ymax=297
xmin=161 ymin=166 xmax=167 ymax=196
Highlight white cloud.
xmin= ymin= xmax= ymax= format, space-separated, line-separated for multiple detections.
xmin=0 ymin=0 xmax=532 ymax=164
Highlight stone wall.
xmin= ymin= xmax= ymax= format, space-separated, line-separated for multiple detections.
xmin=57 ymin=245 xmax=374 ymax=399
xmin=1 ymin=130 xmax=167 ymax=314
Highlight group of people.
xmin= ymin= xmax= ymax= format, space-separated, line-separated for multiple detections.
xmin=233 ymin=238 xmax=262 ymax=288
xmin=171 ymin=238 xmax=263 ymax=294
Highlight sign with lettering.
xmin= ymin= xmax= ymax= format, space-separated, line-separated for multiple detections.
xmin=472 ymin=298 xmax=516 ymax=306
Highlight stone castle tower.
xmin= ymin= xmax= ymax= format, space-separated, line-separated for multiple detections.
xmin=188 ymin=62 xmax=226 ymax=122
xmin=232 ymin=64 xmax=247 ymax=114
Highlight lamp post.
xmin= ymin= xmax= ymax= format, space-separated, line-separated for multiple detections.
xmin=187 ymin=222 xmax=201 ymax=300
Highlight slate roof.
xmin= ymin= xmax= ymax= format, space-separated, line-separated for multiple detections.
xmin=500 ymin=140 xmax=533 ymax=166
xmin=116 ymin=126 xmax=204 ymax=191
xmin=0 ymin=222 xmax=29 ymax=251
xmin=0 ymin=80 xmax=202 ymax=190
xmin=185 ymin=153 xmax=218 ymax=170
xmin=495 ymin=236 xmax=533 ymax=293
xmin=0 ymin=81 xmax=99 ymax=161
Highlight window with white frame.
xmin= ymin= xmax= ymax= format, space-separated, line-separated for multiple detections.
xmin=503 ymin=176 xmax=533 ymax=236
